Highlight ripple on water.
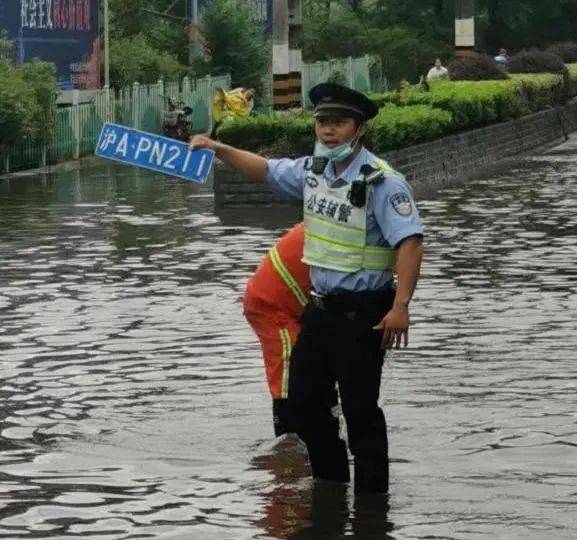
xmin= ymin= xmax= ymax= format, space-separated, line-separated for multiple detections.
xmin=1 ymin=145 xmax=577 ymax=538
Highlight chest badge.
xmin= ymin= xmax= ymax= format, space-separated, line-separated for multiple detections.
xmin=306 ymin=174 xmax=319 ymax=188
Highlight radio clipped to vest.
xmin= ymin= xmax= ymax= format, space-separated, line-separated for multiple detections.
xmin=350 ymin=164 xmax=385 ymax=208
xmin=311 ymin=156 xmax=329 ymax=175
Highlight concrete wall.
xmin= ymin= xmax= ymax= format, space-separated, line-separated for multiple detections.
xmin=214 ymin=100 xmax=577 ymax=208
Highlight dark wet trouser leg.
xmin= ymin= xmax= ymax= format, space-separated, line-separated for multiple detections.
xmin=332 ymin=313 xmax=390 ymax=494
xmin=272 ymin=398 xmax=294 ymax=437
xmin=290 ymin=481 xmax=349 ymax=539
xmin=288 ymin=306 xmax=350 ymax=483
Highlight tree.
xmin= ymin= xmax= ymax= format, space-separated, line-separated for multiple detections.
xmin=303 ymin=1 xmax=452 ymax=86
xmin=0 ymin=62 xmax=40 ymax=148
xmin=0 ymin=30 xmax=14 ymax=62
xmin=200 ymin=0 xmax=269 ymax=93
xmin=110 ymin=34 xmax=186 ymax=87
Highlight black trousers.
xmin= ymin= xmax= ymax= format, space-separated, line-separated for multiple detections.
xmin=288 ymin=288 xmax=396 ymax=493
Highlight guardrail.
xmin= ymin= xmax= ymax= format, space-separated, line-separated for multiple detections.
xmin=2 ymin=74 xmax=231 ymax=174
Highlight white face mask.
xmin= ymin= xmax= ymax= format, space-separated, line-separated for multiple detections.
xmin=314 ymin=130 xmax=362 ymax=162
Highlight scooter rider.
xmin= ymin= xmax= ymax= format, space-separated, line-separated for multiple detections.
xmin=190 ymin=83 xmax=423 ymax=494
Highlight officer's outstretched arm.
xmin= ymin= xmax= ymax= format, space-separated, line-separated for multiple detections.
xmin=373 ymin=235 xmax=423 ymax=349
xmin=190 ymin=135 xmax=268 ymax=183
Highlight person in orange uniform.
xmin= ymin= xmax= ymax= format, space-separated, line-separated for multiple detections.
xmin=243 ymin=223 xmax=310 ymax=436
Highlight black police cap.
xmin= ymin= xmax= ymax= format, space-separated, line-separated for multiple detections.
xmin=309 ymin=82 xmax=378 ymax=121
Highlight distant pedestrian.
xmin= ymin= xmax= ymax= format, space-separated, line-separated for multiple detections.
xmin=211 ymin=87 xmax=255 ymax=137
xmin=494 ymin=48 xmax=510 ymax=66
xmin=426 ymin=58 xmax=449 ymax=81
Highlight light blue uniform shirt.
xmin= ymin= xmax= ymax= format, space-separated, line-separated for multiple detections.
xmin=267 ymin=147 xmax=424 ymax=294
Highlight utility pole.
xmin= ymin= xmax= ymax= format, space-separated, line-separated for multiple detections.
xmin=103 ymin=0 xmax=111 ymax=120
xmin=189 ymin=0 xmax=202 ymax=64
xmin=103 ymin=0 xmax=110 ymax=88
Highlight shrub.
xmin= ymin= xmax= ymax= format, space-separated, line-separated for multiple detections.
xmin=509 ymin=48 xmax=570 ymax=103
xmin=327 ymin=70 xmax=348 ymax=86
xmin=368 ymin=91 xmax=401 ymax=108
xmin=510 ymin=73 xmax=565 ymax=111
xmin=0 ymin=30 xmax=14 ymax=62
xmin=216 ymin=113 xmax=315 ymax=156
xmin=0 ymin=62 xmax=39 ymax=147
xmin=20 ymin=60 xmax=58 ymax=144
xmin=217 ymin=105 xmax=454 ymax=156
xmin=546 ymin=42 xmax=577 ymax=64
xmin=448 ymin=54 xmax=509 ymax=81
xmin=217 ymin=69 xmax=571 ymax=158
xmin=567 ymin=63 xmax=577 ymax=95
xmin=508 ymin=48 xmax=567 ymax=75
xmin=371 ymin=80 xmax=528 ymax=129
xmin=366 ymin=104 xmax=454 ymax=153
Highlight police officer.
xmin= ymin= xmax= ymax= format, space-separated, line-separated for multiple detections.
xmin=190 ymin=83 xmax=423 ymax=494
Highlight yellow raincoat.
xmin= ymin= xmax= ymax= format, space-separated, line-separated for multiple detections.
xmin=212 ymin=87 xmax=254 ymax=122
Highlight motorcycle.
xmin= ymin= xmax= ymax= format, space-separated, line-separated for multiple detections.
xmin=161 ymin=96 xmax=193 ymax=142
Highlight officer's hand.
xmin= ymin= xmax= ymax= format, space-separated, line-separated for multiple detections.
xmin=373 ymin=305 xmax=410 ymax=349
xmin=189 ymin=134 xmax=220 ymax=152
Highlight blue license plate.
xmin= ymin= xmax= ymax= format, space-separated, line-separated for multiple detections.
xmin=95 ymin=123 xmax=214 ymax=183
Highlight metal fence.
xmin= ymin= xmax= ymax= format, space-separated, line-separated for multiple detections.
xmin=3 ymin=74 xmax=231 ymax=174
xmin=301 ymin=55 xmax=387 ymax=108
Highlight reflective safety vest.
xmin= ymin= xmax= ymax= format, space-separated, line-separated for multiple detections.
xmin=302 ymin=158 xmax=398 ymax=273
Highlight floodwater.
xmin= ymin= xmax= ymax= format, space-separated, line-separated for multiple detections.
xmin=0 ymin=137 xmax=576 ymax=540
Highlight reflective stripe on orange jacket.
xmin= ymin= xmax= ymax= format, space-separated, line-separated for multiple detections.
xmin=243 ymin=223 xmax=310 ymax=399
xmin=244 ymin=223 xmax=310 ymax=320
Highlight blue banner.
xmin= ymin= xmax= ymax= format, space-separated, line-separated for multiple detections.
xmin=95 ymin=124 xmax=214 ymax=184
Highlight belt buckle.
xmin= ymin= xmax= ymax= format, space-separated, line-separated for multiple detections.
xmin=310 ymin=290 xmax=326 ymax=310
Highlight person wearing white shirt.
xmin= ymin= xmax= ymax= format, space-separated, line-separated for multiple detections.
xmin=426 ymin=58 xmax=449 ymax=81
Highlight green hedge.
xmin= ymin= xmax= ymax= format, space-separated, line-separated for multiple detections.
xmin=217 ymin=66 xmax=574 ymax=157
xmin=567 ymin=63 xmax=577 ymax=95
xmin=217 ymin=113 xmax=315 ymax=156
xmin=217 ymin=105 xmax=453 ymax=155
xmin=368 ymin=75 xmax=564 ymax=130
xmin=511 ymin=73 xmax=566 ymax=111
xmin=367 ymin=104 xmax=454 ymax=153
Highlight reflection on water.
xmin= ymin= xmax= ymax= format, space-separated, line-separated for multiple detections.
xmin=1 ymin=140 xmax=577 ymax=538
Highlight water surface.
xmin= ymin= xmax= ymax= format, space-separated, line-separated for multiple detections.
xmin=1 ymin=141 xmax=577 ymax=539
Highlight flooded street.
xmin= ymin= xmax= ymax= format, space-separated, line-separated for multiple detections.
xmin=1 ymin=138 xmax=577 ymax=539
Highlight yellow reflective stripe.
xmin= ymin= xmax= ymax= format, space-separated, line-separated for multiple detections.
xmin=362 ymin=249 xmax=397 ymax=270
xmin=304 ymin=214 xmax=365 ymax=246
xmin=305 ymin=228 xmax=362 ymax=251
xmin=279 ymin=328 xmax=292 ymax=399
xmin=268 ymin=246 xmax=308 ymax=308
xmin=306 ymin=229 xmax=395 ymax=260
xmin=305 ymin=212 xmax=365 ymax=233
xmin=304 ymin=233 xmax=396 ymax=271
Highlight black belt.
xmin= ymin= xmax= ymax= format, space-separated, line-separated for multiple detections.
xmin=309 ymin=288 xmax=394 ymax=314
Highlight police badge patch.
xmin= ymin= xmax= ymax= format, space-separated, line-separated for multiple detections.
xmin=306 ymin=174 xmax=319 ymax=188
xmin=390 ymin=192 xmax=413 ymax=216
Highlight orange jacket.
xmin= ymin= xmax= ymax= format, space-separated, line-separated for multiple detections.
xmin=244 ymin=223 xmax=310 ymax=319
